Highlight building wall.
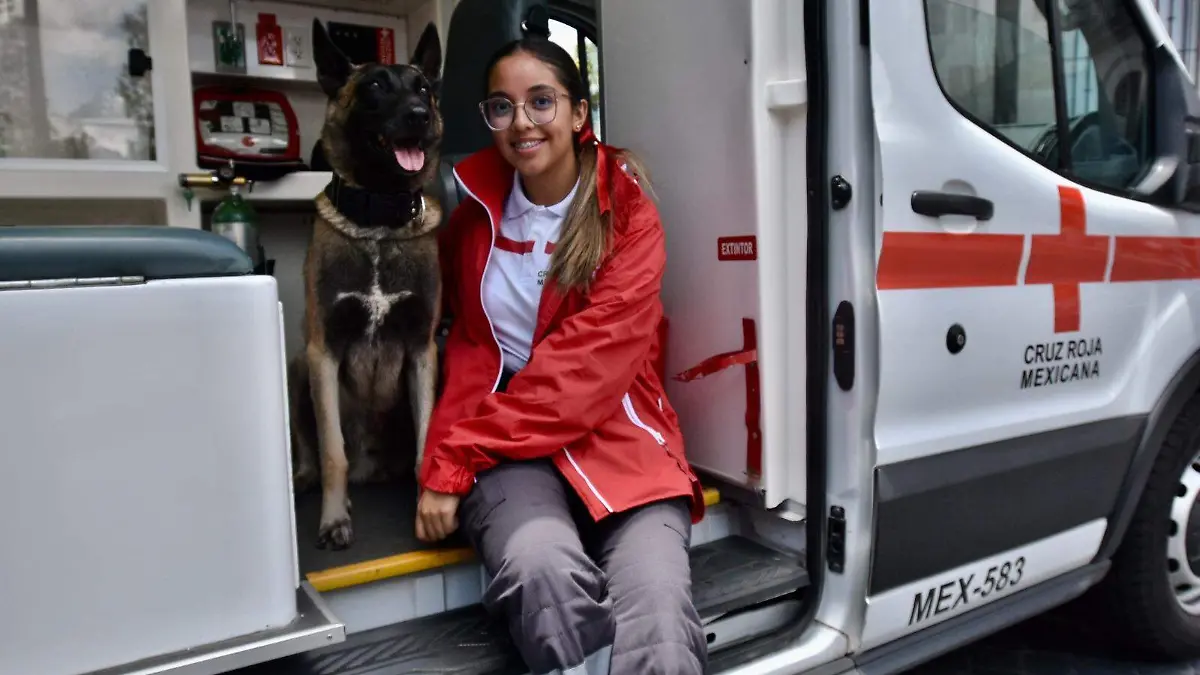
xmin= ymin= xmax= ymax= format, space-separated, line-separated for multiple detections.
xmin=1155 ymin=0 xmax=1200 ymax=79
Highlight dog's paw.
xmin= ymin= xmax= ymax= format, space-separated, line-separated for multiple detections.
xmin=317 ymin=515 xmax=354 ymax=550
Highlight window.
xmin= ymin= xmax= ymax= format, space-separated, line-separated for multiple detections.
xmin=548 ymin=17 xmax=603 ymax=140
xmin=1056 ymin=0 xmax=1151 ymax=188
xmin=926 ymin=0 xmax=1058 ymax=152
xmin=0 ymin=0 xmax=156 ymax=161
xmin=925 ymin=0 xmax=1153 ymax=193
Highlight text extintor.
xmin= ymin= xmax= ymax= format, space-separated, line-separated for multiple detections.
xmin=718 ymin=235 xmax=757 ymax=262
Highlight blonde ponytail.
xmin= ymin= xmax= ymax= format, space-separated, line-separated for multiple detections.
xmin=548 ymin=143 xmax=655 ymax=291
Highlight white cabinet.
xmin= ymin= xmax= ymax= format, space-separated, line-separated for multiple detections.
xmin=0 ymin=0 xmax=436 ymax=228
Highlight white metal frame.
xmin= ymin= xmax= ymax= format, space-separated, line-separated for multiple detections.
xmin=0 ymin=0 xmax=202 ymax=227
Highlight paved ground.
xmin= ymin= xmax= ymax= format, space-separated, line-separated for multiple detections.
xmin=908 ymin=610 xmax=1200 ymax=675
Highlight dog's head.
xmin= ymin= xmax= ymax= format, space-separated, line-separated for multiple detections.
xmin=313 ymin=19 xmax=443 ymax=194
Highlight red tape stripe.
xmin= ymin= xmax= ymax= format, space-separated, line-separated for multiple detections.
xmin=673 ymin=348 xmax=757 ymax=382
xmin=1111 ymin=237 xmax=1200 ymax=281
xmin=876 ymin=231 xmax=1025 ymax=290
xmin=673 ymin=319 xmax=761 ymax=479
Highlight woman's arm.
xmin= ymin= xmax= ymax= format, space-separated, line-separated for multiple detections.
xmin=419 ymin=200 xmax=666 ymax=495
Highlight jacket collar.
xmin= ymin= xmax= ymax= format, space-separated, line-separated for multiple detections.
xmin=453 ymin=125 xmax=644 ymax=343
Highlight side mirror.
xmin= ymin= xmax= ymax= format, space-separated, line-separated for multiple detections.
xmin=1177 ymin=128 xmax=1200 ymax=209
xmin=1132 ymin=44 xmax=1200 ymax=208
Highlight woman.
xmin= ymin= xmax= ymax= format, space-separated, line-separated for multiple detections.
xmin=415 ymin=30 xmax=707 ymax=675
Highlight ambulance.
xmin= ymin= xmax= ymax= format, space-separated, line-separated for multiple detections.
xmin=3 ymin=0 xmax=1200 ymax=673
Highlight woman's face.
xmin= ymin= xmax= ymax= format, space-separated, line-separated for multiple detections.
xmin=484 ymin=52 xmax=588 ymax=180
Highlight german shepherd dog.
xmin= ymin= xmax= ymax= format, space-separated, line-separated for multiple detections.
xmin=288 ymin=19 xmax=444 ymax=550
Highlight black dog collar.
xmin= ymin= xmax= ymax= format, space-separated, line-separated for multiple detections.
xmin=323 ymin=174 xmax=424 ymax=229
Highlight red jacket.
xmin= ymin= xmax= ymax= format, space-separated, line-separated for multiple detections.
xmin=418 ymin=137 xmax=705 ymax=524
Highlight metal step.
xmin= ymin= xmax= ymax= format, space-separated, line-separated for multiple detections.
xmin=87 ymin=583 xmax=344 ymax=675
xmin=296 ymin=479 xmax=724 ymax=594
xmin=294 ymin=478 xmax=470 ymax=579
xmin=239 ymin=535 xmax=809 ymax=675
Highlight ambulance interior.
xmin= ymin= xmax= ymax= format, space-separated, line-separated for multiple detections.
xmin=0 ymin=0 xmax=818 ymax=672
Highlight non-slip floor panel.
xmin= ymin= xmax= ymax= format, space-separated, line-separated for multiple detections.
xmin=244 ymin=535 xmax=808 ymax=675
xmin=294 ymin=479 xmax=469 ymax=575
xmin=260 ymin=606 xmax=521 ymax=675
xmin=690 ymin=533 xmax=810 ymax=616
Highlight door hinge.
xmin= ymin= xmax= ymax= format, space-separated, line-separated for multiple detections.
xmin=0 ymin=276 xmax=145 ymax=291
xmin=827 ymin=505 xmax=846 ymax=574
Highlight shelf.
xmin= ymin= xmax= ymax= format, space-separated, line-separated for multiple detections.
xmin=194 ymin=171 xmax=330 ymax=204
xmin=186 ymin=0 xmax=409 ymax=86
xmin=191 ymin=69 xmax=324 ymax=92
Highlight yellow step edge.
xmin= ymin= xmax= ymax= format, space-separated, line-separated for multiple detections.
xmin=307 ymin=547 xmax=476 ymax=592
xmin=306 ymin=486 xmax=722 ymax=593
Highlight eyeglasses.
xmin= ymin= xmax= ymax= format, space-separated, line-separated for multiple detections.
xmin=478 ymin=90 xmax=573 ymax=131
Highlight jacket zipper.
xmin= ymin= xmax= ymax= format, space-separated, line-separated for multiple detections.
xmin=454 ymin=170 xmax=505 ymax=395
xmin=626 ymin=393 xmax=695 ymax=489
xmin=623 ymin=393 xmax=667 ymax=446
xmin=456 ymin=172 xmax=611 ymax=508
xmin=455 ymin=172 xmax=506 ymax=487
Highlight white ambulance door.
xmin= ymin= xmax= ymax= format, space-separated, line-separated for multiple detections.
xmin=0 ymin=0 xmax=198 ymax=228
xmin=860 ymin=0 xmax=1175 ymax=649
xmin=601 ymin=0 xmax=809 ymax=510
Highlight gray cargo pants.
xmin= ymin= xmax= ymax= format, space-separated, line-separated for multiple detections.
xmin=459 ymin=460 xmax=707 ymax=675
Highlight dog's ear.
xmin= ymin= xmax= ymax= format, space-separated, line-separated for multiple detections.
xmin=411 ymin=22 xmax=442 ymax=85
xmin=313 ymin=18 xmax=353 ymax=99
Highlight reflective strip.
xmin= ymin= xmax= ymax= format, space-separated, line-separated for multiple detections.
xmin=563 ymin=447 xmax=613 ymax=513
xmin=623 ymin=393 xmax=666 ymax=445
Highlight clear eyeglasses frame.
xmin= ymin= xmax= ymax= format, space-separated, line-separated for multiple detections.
xmin=478 ymin=89 xmax=573 ymax=131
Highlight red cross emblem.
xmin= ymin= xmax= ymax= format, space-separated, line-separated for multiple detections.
xmin=877 ymin=184 xmax=1200 ymax=334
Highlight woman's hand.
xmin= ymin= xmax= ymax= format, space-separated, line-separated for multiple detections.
xmin=416 ymin=489 xmax=462 ymax=542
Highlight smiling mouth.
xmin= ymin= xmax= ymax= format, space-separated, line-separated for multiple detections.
xmin=513 ymin=139 xmax=545 ymax=153
xmin=380 ymin=135 xmax=425 ymax=173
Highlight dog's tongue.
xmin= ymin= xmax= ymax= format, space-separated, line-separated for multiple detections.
xmin=394 ymin=147 xmax=425 ymax=172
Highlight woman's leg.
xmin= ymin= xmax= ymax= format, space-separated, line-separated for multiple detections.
xmin=459 ymin=460 xmax=615 ymax=675
xmin=588 ymin=497 xmax=707 ymax=675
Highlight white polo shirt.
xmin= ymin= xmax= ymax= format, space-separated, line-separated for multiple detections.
xmin=482 ymin=172 xmax=579 ymax=373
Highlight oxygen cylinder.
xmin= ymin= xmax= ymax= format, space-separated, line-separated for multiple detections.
xmin=209 ymin=185 xmax=265 ymax=270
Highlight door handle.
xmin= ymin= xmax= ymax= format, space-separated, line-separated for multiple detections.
xmin=910 ymin=191 xmax=994 ymax=221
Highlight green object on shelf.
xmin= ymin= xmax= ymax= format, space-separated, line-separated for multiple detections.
xmin=212 ymin=20 xmax=246 ymax=74
xmin=210 ymin=186 xmax=263 ymax=269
